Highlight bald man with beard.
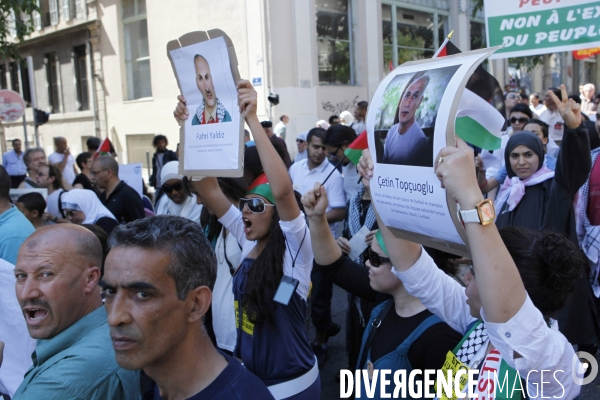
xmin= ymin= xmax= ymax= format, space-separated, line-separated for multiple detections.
xmin=12 ymin=225 xmax=140 ymax=400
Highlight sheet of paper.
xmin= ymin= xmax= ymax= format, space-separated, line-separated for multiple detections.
xmin=347 ymin=225 xmax=371 ymax=261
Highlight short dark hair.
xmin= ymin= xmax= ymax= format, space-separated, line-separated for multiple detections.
xmin=260 ymin=120 xmax=273 ymax=128
xmin=12 ymin=138 xmax=21 ymax=145
xmin=357 ymin=101 xmax=368 ymax=109
xmin=524 ymin=119 xmax=549 ymax=139
xmin=279 ymin=114 xmax=288 ymax=121
xmin=328 ymin=115 xmax=339 ymax=124
xmin=244 ymin=129 xmax=250 ymax=137
xmin=108 ymin=216 xmax=217 ymax=300
xmin=509 ymin=103 xmax=533 ymax=119
xmin=153 ymin=134 xmax=168 ymax=147
xmin=0 ymin=166 xmax=10 ymax=201
xmin=520 ymin=93 xmax=528 ymax=101
xmin=568 ymin=94 xmax=582 ymax=105
xmin=94 ymin=155 xmax=119 ymax=175
xmin=23 ymin=148 xmax=45 ymax=168
xmin=307 ymin=127 xmax=326 ymax=145
xmin=530 ymin=93 xmax=540 ymax=100
xmin=76 ymin=152 xmax=93 ymax=170
xmin=17 ymin=192 xmax=46 ymax=215
xmin=325 ymin=124 xmax=357 ymax=147
xmin=86 ymin=137 xmax=101 ymax=151
xmin=547 ymin=87 xmax=562 ymax=101
xmin=39 ymin=163 xmax=63 ymax=190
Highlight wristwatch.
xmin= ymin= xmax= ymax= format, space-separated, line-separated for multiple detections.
xmin=457 ymin=199 xmax=495 ymax=226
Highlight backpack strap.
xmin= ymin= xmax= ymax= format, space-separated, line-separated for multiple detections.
xmin=357 ymin=299 xmax=394 ymax=369
xmin=396 ymin=314 xmax=443 ymax=356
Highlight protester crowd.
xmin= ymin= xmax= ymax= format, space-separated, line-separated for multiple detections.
xmin=0 ymin=76 xmax=598 ymax=400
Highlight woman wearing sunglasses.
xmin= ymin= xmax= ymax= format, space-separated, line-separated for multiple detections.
xmin=302 ymin=184 xmax=462 ymax=398
xmin=175 ymin=81 xmax=319 ymax=399
xmin=358 ymin=137 xmax=585 ymax=398
xmin=154 ymin=161 xmax=203 ymax=222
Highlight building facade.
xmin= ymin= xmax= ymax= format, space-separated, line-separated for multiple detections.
xmin=1 ymin=0 xmax=599 ymax=167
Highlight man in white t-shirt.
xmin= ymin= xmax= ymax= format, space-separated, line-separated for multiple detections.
xmin=48 ymin=137 xmax=77 ymax=186
xmin=539 ymin=87 xmax=565 ymax=144
xmin=529 ymin=93 xmax=545 ymax=116
xmin=288 ymin=127 xmax=346 ymax=367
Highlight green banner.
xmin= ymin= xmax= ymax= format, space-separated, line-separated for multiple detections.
xmin=486 ymin=1 xmax=600 ymax=58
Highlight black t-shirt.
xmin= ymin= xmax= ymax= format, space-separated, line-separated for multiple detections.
xmin=370 ymin=308 xmax=462 ymax=371
xmin=99 ymin=181 xmax=145 ymax=223
xmin=95 ymin=217 xmax=119 ymax=236
xmin=154 ymin=352 xmax=274 ymax=400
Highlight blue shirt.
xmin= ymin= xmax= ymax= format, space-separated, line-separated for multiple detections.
xmin=13 ymin=306 xmax=140 ymax=400
xmin=2 ymin=150 xmax=27 ymax=176
xmin=154 ymin=351 xmax=273 ymax=400
xmin=0 ymin=205 xmax=34 ymax=264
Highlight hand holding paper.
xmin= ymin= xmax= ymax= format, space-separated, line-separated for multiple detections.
xmin=357 ymin=149 xmax=374 ymax=183
xmin=174 ymin=94 xmax=189 ymax=124
xmin=237 ymin=80 xmax=257 ymax=120
xmin=336 ymin=237 xmax=351 ymax=255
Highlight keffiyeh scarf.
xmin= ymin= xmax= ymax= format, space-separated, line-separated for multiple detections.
xmin=195 ymin=98 xmax=227 ymax=124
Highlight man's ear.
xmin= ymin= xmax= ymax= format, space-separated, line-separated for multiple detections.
xmin=187 ymin=286 xmax=212 ymax=323
xmin=32 ymin=210 xmax=40 ymax=219
xmin=85 ymin=266 xmax=101 ymax=293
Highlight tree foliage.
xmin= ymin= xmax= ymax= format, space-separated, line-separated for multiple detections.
xmin=0 ymin=0 xmax=39 ymax=62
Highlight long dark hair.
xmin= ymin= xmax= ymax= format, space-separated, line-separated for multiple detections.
xmin=499 ymin=227 xmax=584 ymax=319
xmin=244 ymin=191 xmax=304 ymax=325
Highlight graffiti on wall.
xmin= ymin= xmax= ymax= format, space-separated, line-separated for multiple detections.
xmin=321 ymin=95 xmax=360 ymax=115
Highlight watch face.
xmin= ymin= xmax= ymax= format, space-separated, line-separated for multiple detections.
xmin=479 ymin=200 xmax=495 ymax=225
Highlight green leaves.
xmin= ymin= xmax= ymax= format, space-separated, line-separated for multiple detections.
xmin=0 ymin=0 xmax=40 ymax=62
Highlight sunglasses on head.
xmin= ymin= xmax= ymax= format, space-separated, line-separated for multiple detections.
xmin=162 ymin=182 xmax=183 ymax=193
xmin=238 ymin=198 xmax=275 ymax=214
xmin=367 ymin=247 xmax=391 ymax=268
xmin=510 ymin=117 xmax=529 ymax=124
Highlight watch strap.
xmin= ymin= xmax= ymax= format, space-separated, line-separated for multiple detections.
xmin=459 ymin=208 xmax=481 ymax=224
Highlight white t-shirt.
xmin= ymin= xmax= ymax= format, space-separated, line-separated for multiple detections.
xmin=48 ymin=152 xmax=76 ymax=185
xmin=538 ymin=108 xmax=564 ymax=142
xmin=288 ymin=158 xmax=346 ymax=237
xmin=0 ymin=259 xmax=37 ymax=397
xmin=342 ymin=162 xmax=362 ymax=201
xmin=212 ymin=228 xmax=242 ymax=352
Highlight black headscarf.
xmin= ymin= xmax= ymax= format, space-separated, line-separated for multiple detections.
xmin=505 ymin=131 xmax=545 ymax=179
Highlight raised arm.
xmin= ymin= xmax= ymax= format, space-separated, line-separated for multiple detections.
xmin=238 ymin=80 xmax=299 ymax=222
xmin=435 ymin=138 xmax=526 ymax=323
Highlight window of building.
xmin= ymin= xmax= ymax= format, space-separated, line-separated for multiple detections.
xmin=316 ymin=0 xmax=354 ymax=85
xmin=49 ymin=0 xmax=59 ymax=26
xmin=381 ymin=2 xmax=448 ymax=74
xmin=0 ymin=64 xmax=7 ymax=89
xmin=46 ymin=53 xmax=61 ymax=113
xmin=74 ymin=45 xmax=89 ymax=111
xmin=9 ymin=62 xmax=19 ymax=93
xmin=8 ymin=62 xmax=31 ymax=105
xmin=20 ymin=63 xmax=31 ymax=105
xmin=470 ymin=21 xmax=486 ymax=50
xmin=62 ymin=0 xmax=74 ymax=22
xmin=122 ymin=0 xmax=152 ymax=100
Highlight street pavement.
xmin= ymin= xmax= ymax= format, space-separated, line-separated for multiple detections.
xmin=309 ymin=284 xmax=600 ymax=399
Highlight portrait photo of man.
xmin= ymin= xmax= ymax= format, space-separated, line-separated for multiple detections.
xmin=382 ymin=72 xmax=433 ymax=167
xmin=191 ymin=54 xmax=232 ymax=125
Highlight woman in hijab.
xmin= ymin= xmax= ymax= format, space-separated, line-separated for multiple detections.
xmin=494 ymin=87 xmax=591 ymax=241
xmin=61 ymin=189 xmax=119 ymax=235
xmin=155 ymin=161 xmax=203 ymax=223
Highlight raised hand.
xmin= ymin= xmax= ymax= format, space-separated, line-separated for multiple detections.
xmin=174 ymin=94 xmax=189 ymax=124
xmin=434 ymin=137 xmax=483 ymax=209
xmin=357 ymin=149 xmax=374 ymax=189
xmin=237 ymin=80 xmax=257 ymax=120
xmin=547 ymin=84 xmax=581 ymax=130
xmin=301 ymin=182 xmax=329 ymax=219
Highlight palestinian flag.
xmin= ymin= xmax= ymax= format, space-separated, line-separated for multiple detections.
xmin=344 ymin=130 xmax=368 ymax=165
xmin=93 ymin=138 xmax=113 ymax=159
xmin=433 ymin=37 xmax=506 ymax=150
xmin=455 ymin=89 xmax=504 ymax=150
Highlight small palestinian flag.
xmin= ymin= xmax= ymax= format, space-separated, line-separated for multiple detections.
xmin=432 ymin=36 xmax=461 ymax=58
xmin=93 ymin=138 xmax=113 ymax=159
xmin=344 ymin=130 xmax=368 ymax=165
xmin=247 ymin=173 xmax=275 ymax=205
xmin=456 ymin=89 xmax=505 ymax=150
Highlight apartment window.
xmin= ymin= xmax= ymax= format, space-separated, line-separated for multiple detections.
xmin=470 ymin=21 xmax=486 ymax=50
xmin=382 ymin=3 xmax=447 ymax=74
xmin=122 ymin=0 xmax=152 ymax=100
xmin=8 ymin=62 xmax=31 ymax=105
xmin=0 ymin=65 xmax=7 ymax=89
xmin=46 ymin=53 xmax=61 ymax=113
xmin=9 ymin=62 xmax=19 ymax=93
xmin=62 ymin=0 xmax=73 ymax=22
xmin=316 ymin=0 xmax=353 ymax=85
xmin=75 ymin=0 xmax=86 ymax=19
xmin=49 ymin=0 xmax=58 ymax=25
xmin=74 ymin=45 xmax=89 ymax=110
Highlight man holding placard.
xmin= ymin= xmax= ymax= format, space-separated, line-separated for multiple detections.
xmin=191 ymin=55 xmax=232 ymax=125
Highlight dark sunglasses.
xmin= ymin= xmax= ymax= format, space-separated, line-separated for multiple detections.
xmin=367 ymin=247 xmax=391 ymax=268
xmin=238 ymin=197 xmax=275 ymax=214
xmin=510 ymin=117 xmax=529 ymax=124
xmin=162 ymin=182 xmax=183 ymax=193
xmin=296 ymin=139 xmax=305 ymax=143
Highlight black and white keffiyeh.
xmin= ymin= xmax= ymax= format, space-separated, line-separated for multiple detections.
xmin=455 ymin=322 xmax=489 ymax=364
xmin=346 ymin=188 xmax=377 ymax=263
xmin=195 ymin=98 xmax=228 ymax=123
